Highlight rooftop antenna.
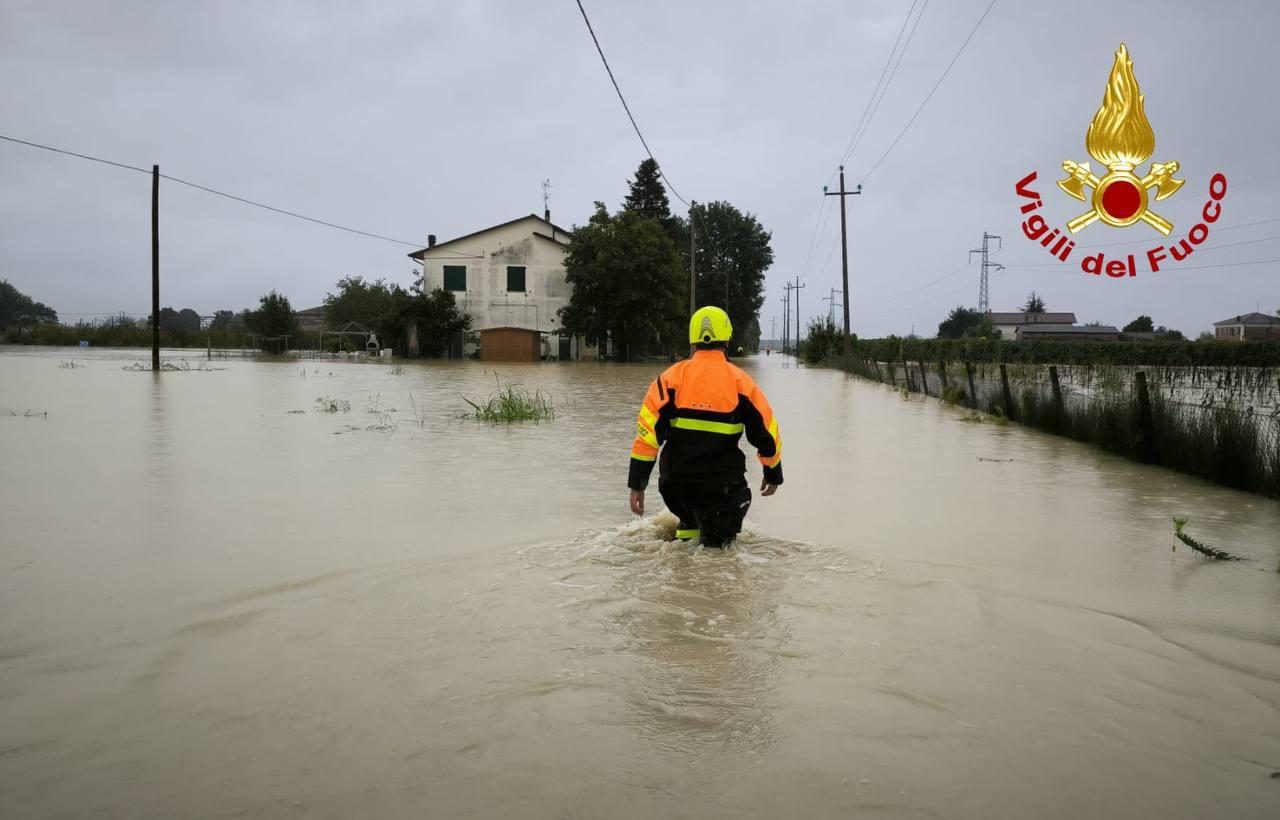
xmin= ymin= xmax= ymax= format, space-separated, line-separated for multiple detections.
xmin=542 ymin=179 xmax=553 ymax=221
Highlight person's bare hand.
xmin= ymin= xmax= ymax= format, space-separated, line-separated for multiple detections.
xmin=760 ymin=480 xmax=779 ymax=497
xmin=630 ymin=489 xmax=645 ymax=515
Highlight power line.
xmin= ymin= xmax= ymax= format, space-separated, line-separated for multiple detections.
xmin=860 ymin=0 xmax=998 ymax=183
xmin=1003 ymin=216 xmax=1280 ymax=251
xmin=839 ymin=0 xmax=931 ymax=168
xmin=835 ymin=0 xmax=920 ymax=166
xmin=1003 ymin=232 xmax=1280 ymax=268
xmin=0 ymin=133 xmax=149 ymax=174
xmin=571 ymin=1 xmax=736 ymax=278
xmin=1004 ymin=255 xmax=1280 ymax=272
xmin=1 ymin=132 xmax=477 ymax=256
xmin=573 ymin=0 xmax=687 ymax=207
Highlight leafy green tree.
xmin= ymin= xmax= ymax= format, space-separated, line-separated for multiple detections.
xmin=1154 ymin=325 xmax=1185 ymax=341
xmin=937 ymin=306 xmax=983 ymax=339
xmin=156 ymin=307 xmax=201 ymax=332
xmin=396 ymin=285 xmax=471 ymax=357
xmin=801 ymin=317 xmax=841 ymax=364
xmin=965 ymin=314 xmax=1000 ymax=339
xmin=0 ymin=279 xmax=57 ymax=329
xmin=1123 ymin=315 xmax=1154 ymax=332
xmin=323 ymin=276 xmax=400 ymax=330
xmin=246 ymin=290 xmax=298 ymax=338
xmin=1022 ymin=291 xmax=1047 ymax=313
xmin=679 ymin=201 xmax=773 ymax=349
xmin=209 ymin=310 xmax=238 ymax=329
xmin=558 ymin=202 xmax=684 ymax=361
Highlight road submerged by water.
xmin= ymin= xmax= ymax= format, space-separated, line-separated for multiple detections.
xmin=1 ymin=346 xmax=1278 ymax=818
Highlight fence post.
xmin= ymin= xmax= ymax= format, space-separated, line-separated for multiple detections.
xmin=999 ymin=363 xmax=1016 ymax=420
xmin=871 ymin=359 xmax=882 ymax=382
xmin=887 ymin=360 xmax=896 ymax=387
xmin=918 ymin=360 xmax=930 ymax=396
xmin=1049 ymin=365 xmax=1064 ymax=431
xmin=902 ymin=355 xmax=912 ymax=391
xmin=1135 ymin=370 xmax=1155 ymax=461
xmin=938 ymin=359 xmax=949 ymax=390
xmin=965 ymin=362 xmax=977 ymax=409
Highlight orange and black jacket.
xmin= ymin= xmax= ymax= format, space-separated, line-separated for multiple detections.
xmin=628 ymin=349 xmax=783 ymax=491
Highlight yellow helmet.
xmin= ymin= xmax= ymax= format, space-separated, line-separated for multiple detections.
xmin=689 ymin=306 xmax=733 ymax=345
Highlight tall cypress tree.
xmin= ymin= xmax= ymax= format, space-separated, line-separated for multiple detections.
xmin=623 ymin=158 xmax=671 ymax=222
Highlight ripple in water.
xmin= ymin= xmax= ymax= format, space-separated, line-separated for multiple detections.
xmin=518 ymin=515 xmax=881 ymax=757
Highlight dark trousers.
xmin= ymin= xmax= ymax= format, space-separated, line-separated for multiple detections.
xmin=658 ymin=478 xmax=752 ymax=548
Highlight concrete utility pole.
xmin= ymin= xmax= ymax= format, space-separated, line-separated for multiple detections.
xmin=782 ymin=288 xmax=791 ymax=355
xmin=689 ymin=201 xmax=697 ymax=316
xmin=151 ymin=164 xmax=160 ymax=372
xmin=770 ymin=315 xmax=777 ymax=346
xmin=969 ymin=232 xmax=1004 ymax=314
xmin=824 ymin=165 xmax=861 ymax=357
xmin=792 ymin=276 xmax=806 ymax=351
xmin=824 ymin=288 xmax=843 ymax=323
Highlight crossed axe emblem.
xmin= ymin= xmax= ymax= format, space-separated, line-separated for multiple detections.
xmin=1057 ymin=160 xmax=1184 ymax=235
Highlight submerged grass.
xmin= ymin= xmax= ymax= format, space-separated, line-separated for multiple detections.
xmin=462 ymin=377 xmax=555 ymax=423
xmin=1171 ymin=517 xmax=1243 ymax=561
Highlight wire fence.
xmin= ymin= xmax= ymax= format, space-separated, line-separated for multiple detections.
xmin=842 ymin=356 xmax=1280 ymax=498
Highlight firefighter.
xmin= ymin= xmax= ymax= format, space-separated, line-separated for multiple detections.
xmin=627 ymin=306 xmax=783 ymax=548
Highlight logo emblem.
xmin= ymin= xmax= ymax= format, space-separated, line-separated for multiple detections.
xmin=1056 ymin=44 xmax=1183 ymax=235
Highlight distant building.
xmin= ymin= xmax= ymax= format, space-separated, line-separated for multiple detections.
xmin=1212 ymin=312 xmax=1280 ymax=341
xmin=296 ymin=306 xmax=326 ymax=333
xmin=1016 ymin=324 xmax=1121 ymax=341
xmin=408 ymin=213 xmax=596 ymax=360
xmin=987 ymin=311 xmax=1077 ymax=340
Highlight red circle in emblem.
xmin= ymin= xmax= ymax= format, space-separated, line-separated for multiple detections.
xmin=1101 ymin=179 xmax=1142 ymax=221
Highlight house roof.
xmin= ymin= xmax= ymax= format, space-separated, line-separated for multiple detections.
xmin=1017 ymin=324 xmax=1119 ymax=335
xmin=296 ymin=306 xmax=326 ymax=317
xmin=407 ymin=214 xmax=574 ymax=260
xmin=988 ymin=312 xmax=1077 ymax=324
xmin=1212 ymin=312 xmax=1280 ymax=327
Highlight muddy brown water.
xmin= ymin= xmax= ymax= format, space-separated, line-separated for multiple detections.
xmin=1 ymin=346 xmax=1278 ymax=819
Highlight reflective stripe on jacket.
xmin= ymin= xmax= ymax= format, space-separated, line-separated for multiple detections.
xmin=627 ymin=349 xmax=783 ymax=490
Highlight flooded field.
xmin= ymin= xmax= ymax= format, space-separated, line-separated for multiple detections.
xmin=2 ymin=346 xmax=1278 ymax=819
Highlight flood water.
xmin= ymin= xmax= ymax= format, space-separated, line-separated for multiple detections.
xmin=2 ymin=346 xmax=1278 ymax=819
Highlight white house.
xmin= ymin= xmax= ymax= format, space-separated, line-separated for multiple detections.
xmin=408 ymin=213 xmax=595 ymax=360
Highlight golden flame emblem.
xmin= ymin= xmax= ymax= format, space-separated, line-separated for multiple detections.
xmin=1057 ymin=44 xmax=1183 ymax=234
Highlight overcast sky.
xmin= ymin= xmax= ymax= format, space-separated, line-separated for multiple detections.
xmin=2 ymin=0 xmax=1277 ymax=337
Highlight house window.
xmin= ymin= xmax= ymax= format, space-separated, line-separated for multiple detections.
xmin=506 ymin=266 xmax=526 ymax=293
xmin=443 ymin=265 xmax=466 ymax=292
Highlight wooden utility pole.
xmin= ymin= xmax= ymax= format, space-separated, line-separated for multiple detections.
xmin=689 ymin=200 xmax=697 ymax=316
xmin=151 ymin=164 xmax=160 ymax=371
xmin=824 ymin=165 xmax=861 ymax=357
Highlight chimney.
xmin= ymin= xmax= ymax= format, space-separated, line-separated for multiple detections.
xmin=428 ymin=234 xmax=437 ymax=248
xmin=544 ymin=208 xmax=551 ymax=223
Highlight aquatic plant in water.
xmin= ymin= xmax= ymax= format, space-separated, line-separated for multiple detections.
xmin=315 ymin=397 xmax=351 ymax=413
xmin=462 ymin=377 xmax=555 ymax=423
xmin=1171 ymin=517 xmax=1242 ymax=561
xmin=407 ymin=392 xmax=426 ymax=428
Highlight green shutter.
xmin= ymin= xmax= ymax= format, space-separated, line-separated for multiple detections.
xmin=443 ymin=265 xmax=466 ymax=292
xmin=506 ymin=266 xmax=526 ymax=293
